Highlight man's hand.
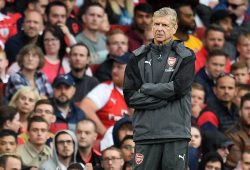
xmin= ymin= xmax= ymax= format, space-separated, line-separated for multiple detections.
xmin=192 ymin=103 xmax=205 ymax=118
xmin=57 ymin=23 xmax=76 ymax=45
xmin=57 ymin=23 xmax=71 ymax=36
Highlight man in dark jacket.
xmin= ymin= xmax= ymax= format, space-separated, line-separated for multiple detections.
xmin=75 ymin=119 xmax=101 ymax=169
xmin=194 ymin=49 xmax=228 ymax=103
xmin=51 ymin=74 xmax=86 ymax=133
xmin=5 ymin=10 xmax=43 ymax=64
xmin=123 ymin=7 xmax=195 ymax=170
xmin=68 ymin=43 xmax=99 ymax=102
xmin=197 ymin=73 xmax=239 ymax=133
xmin=201 ymin=130 xmax=233 ymax=164
xmin=226 ymin=93 xmax=250 ymax=169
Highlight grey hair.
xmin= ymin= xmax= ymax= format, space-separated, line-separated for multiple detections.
xmin=153 ymin=7 xmax=178 ymax=28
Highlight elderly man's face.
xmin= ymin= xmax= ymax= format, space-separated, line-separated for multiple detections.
xmin=152 ymin=16 xmax=177 ymax=44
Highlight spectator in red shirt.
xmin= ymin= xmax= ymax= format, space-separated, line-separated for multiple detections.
xmin=195 ymin=24 xmax=231 ymax=73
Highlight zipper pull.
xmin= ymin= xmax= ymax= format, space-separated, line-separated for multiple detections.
xmin=157 ymin=54 xmax=162 ymax=61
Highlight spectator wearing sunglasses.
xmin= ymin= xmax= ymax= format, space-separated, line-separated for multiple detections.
xmin=197 ymin=72 xmax=239 ymax=133
xmin=226 ymin=0 xmax=249 ymax=27
xmin=226 ymin=0 xmax=250 ymax=45
xmin=210 ymin=10 xmax=237 ymax=62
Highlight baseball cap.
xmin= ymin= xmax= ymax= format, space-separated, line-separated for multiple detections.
xmin=220 ymin=140 xmax=234 ymax=149
xmin=111 ymin=52 xmax=131 ymax=64
xmin=52 ymin=74 xmax=75 ymax=87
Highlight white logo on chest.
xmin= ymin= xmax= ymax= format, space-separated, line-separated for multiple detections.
xmin=144 ymin=59 xmax=152 ymax=66
xmin=110 ymin=98 xmax=116 ymax=104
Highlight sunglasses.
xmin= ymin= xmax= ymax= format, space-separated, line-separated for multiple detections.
xmin=215 ymin=72 xmax=235 ymax=84
xmin=226 ymin=2 xmax=245 ymax=9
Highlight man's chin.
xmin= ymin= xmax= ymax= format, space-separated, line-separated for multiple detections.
xmin=72 ymin=68 xmax=85 ymax=72
xmin=55 ymin=99 xmax=70 ymax=107
xmin=61 ymin=155 xmax=73 ymax=159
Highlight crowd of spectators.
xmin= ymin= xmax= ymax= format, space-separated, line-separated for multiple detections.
xmin=0 ymin=0 xmax=250 ymax=170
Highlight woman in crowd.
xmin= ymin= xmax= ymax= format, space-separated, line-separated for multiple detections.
xmin=5 ymin=44 xmax=53 ymax=101
xmin=39 ymin=25 xmax=70 ymax=84
xmin=189 ymin=126 xmax=203 ymax=170
xmin=9 ymin=86 xmax=40 ymax=133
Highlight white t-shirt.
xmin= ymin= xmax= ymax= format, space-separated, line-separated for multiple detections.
xmin=100 ymin=126 xmax=114 ymax=151
xmin=86 ymin=82 xmax=123 ymax=109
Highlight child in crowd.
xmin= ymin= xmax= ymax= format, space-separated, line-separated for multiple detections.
xmin=231 ymin=61 xmax=249 ymax=85
xmin=189 ymin=126 xmax=202 ymax=170
xmin=191 ymin=83 xmax=206 ymax=125
xmin=233 ymin=84 xmax=250 ymax=107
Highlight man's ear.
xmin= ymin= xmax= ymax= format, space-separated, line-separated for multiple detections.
xmin=93 ymin=132 xmax=98 ymax=140
xmin=239 ymin=110 xmax=242 ymax=117
xmin=120 ymin=158 xmax=124 ymax=168
xmin=82 ymin=15 xmax=86 ymax=23
xmin=86 ymin=56 xmax=91 ymax=65
xmin=213 ymin=86 xmax=217 ymax=95
xmin=3 ymin=58 xmax=9 ymax=68
xmin=51 ymin=115 xmax=56 ymax=123
xmin=4 ymin=120 xmax=11 ymax=129
xmin=46 ymin=131 xmax=50 ymax=140
xmin=72 ymin=87 xmax=76 ymax=95
xmin=44 ymin=14 xmax=48 ymax=22
xmin=174 ymin=24 xmax=178 ymax=33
